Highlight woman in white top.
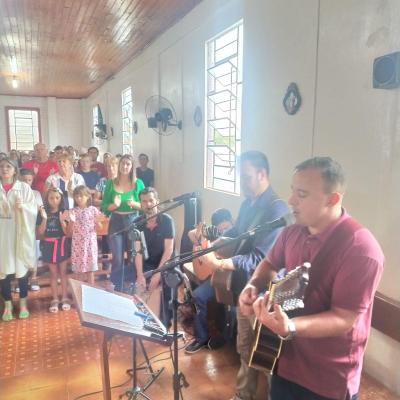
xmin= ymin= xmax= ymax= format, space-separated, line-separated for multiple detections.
xmin=45 ymin=154 xmax=84 ymax=209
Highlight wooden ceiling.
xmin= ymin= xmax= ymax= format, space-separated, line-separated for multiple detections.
xmin=0 ymin=0 xmax=202 ymax=99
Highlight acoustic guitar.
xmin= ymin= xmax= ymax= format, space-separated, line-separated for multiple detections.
xmin=191 ymin=223 xmax=236 ymax=305
xmin=249 ymin=262 xmax=311 ymax=374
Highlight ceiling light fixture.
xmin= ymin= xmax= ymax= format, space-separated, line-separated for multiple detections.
xmin=12 ymin=76 xmax=18 ymax=89
xmin=10 ymin=56 xmax=18 ymax=74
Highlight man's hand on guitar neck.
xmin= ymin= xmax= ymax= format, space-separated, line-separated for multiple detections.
xmin=253 ymin=292 xmax=291 ymax=338
xmin=238 ymin=284 xmax=259 ymax=316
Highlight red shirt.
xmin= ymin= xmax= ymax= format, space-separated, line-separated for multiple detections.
xmin=23 ymin=159 xmax=59 ymax=193
xmin=90 ymin=161 xmax=107 ymax=178
xmin=267 ymin=209 xmax=384 ymax=399
xmin=2 ymin=183 xmax=13 ymax=193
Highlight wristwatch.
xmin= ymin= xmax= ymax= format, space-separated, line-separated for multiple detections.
xmin=278 ymin=319 xmax=296 ymax=341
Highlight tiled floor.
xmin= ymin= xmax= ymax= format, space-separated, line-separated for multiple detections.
xmin=0 ymin=283 xmax=399 ymax=400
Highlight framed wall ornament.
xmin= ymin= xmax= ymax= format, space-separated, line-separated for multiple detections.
xmin=193 ymin=106 xmax=203 ymax=127
xmin=283 ymin=83 xmax=301 ymax=115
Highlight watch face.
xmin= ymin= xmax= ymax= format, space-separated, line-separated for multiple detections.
xmin=288 ymin=320 xmax=296 ymax=336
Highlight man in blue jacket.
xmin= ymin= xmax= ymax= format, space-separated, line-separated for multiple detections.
xmin=185 ymin=150 xmax=290 ymax=400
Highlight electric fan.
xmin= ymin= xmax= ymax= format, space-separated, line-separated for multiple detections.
xmin=145 ymin=95 xmax=182 ymax=136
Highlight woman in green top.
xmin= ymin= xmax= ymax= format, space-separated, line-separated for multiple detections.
xmin=101 ymin=154 xmax=144 ymax=291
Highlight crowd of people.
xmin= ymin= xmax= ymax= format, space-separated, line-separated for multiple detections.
xmin=0 ymin=145 xmax=384 ymax=400
xmin=0 ymin=143 xmax=155 ymax=317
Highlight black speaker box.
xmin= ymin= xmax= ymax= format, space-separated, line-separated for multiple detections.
xmin=373 ymin=51 xmax=400 ymax=89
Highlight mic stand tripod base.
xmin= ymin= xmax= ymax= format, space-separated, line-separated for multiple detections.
xmin=120 ymin=339 xmax=164 ymax=400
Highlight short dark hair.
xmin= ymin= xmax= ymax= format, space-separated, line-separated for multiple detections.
xmin=211 ymin=208 xmax=232 ymax=226
xmin=19 ymin=168 xmax=35 ymax=177
xmin=139 ymin=153 xmax=149 ymax=160
xmin=240 ymin=151 xmax=270 ymax=175
xmin=295 ymin=156 xmax=346 ymax=194
xmin=54 ymin=145 xmax=63 ymax=151
xmin=88 ymin=146 xmax=99 ymax=154
xmin=139 ymin=186 xmax=158 ymax=200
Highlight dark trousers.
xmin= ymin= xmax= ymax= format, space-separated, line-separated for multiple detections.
xmin=192 ymin=279 xmax=215 ymax=343
xmin=270 ymin=375 xmax=359 ymax=400
xmin=0 ymin=274 xmax=29 ymax=301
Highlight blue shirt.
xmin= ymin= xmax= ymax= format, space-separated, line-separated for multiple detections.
xmin=79 ymin=171 xmax=100 ymax=189
xmin=224 ymin=185 xmax=290 ymax=294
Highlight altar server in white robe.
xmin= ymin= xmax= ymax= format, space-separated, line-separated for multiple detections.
xmin=0 ymin=158 xmax=37 ymax=321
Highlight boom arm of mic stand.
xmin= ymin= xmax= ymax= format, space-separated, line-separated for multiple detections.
xmin=143 ymin=225 xmax=267 ymax=279
xmin=110 ymin=200 xmax=185 ymax=236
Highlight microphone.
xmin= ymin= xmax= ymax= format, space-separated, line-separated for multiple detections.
xmin=166 ymin=192 xmax=198 ymax=203
xmin=249 ymin=213 xmax=295 ymax=236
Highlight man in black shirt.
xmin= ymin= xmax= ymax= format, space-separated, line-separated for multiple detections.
xmin=134 ymin=187 xmax=174 ymax=326
xmin=136 ymin=153 xmax=154 ymax=187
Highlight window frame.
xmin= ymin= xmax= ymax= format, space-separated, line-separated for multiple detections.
xmin=204 ymin=20 xmax=243 ymax=196
xmin=121 ymin=86 xmax=133 ymax=155
xmin=5 ymin=106 xmax=42 ymax=152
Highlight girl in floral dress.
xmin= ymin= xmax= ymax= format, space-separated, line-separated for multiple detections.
xmin=69 ymin=185 xmax=102 ymax=285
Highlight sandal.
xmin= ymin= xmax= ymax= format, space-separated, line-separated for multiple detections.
xmin=19 ymin=298 xmax=30 ymax=319
xmin=61 ymin=298 xmax=71 ymax=311
xmin=2 ymin=301 xmax=13 ymax=322
xmin=49 ymin=299 xmax=59 ymax=313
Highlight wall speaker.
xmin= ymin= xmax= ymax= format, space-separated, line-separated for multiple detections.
xmin=373 ymin=51 xmax=400 ymax=89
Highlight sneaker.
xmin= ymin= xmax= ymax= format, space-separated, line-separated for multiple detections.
xmin=184 ymin=339 xmax=208 ymax=354
xmin=207 ymin=335 xmax=226 ymax=350
xmin=30 ymin=284 xmax=40 ymax=291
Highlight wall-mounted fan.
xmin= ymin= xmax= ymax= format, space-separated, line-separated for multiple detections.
xmin=93 ymin=104 xmax=108 ymax=140
xmin=145 ymin=95 xmax=182 ymax=136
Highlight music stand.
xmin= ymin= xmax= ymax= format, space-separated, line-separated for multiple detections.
xmin=69 ymin=279 xmax=172 ymax=400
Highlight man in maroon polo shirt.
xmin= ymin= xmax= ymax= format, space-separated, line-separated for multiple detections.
xmin=239 ymin=157 xmax=384 ymax=400
xmin=23 ymin=143 xmax=59 ymax=194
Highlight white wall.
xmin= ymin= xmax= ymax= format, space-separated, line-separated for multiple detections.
xmin=0 ymin=95 xmax=85 ymax=152
xmin=242 ymin=0 xmax=400 ymax=392
xmin=0 ymin=95 xmax=48 ymax=150
xmin=84 ymin=0 xmax=399 ymax=393
xmin=86 ymin=0 xmax=245 ymax=242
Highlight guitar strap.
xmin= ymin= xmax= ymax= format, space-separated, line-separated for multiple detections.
xmin=304 ymin=217 xmax=362 ymax=304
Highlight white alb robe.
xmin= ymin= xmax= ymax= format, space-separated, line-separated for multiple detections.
xmin=0 ymin=181 xmax=37 ymax=279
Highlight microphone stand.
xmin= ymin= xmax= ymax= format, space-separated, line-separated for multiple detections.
xmin=110 ymin=200 xmax=185 ymax=237
xmin=143 ymin=222 xmax=277 ymax=400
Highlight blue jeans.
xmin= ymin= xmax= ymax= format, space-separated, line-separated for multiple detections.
xmin=108 ymin=213 xmax=137 ymax=291
xmin=270 ymin=375 xmax=359 ymax=400
xmin=192 ymin=279 xmax=216 ymax=343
